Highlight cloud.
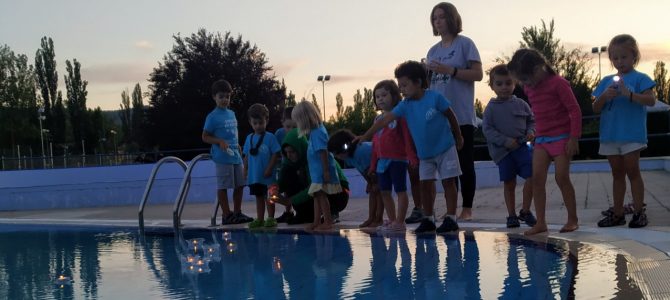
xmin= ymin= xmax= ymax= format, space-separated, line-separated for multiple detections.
xmin=272 ymin=59 xmax=307 ymax=76
xmin=134 ymin=40 xmax=154 ymax=49
xmin=81 ymin=62 xmax=154 ymax=84
xmin=640 ymin=43 xmax=670 ymax=62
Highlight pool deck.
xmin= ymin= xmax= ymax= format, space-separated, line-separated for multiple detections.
xmin=1 ymin=170 xmax=670 ymax=298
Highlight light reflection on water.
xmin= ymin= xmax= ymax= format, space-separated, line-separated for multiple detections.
xmin=0 ymin=225 xmax=643 ymax=299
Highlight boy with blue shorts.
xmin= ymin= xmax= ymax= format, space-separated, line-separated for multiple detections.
xmin=202 ymin=79 xmax=252 ymax=225
xmin=482 ymin=64 xmax=537 ymax=228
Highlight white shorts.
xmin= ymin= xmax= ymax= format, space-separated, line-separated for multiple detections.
xmin=418 ymin=146 xmax=462 ymax=181
xmin=599 ymin=142 xmax=647 ymax=156
xmin=215 ymin=163 xmax=245 ymax=190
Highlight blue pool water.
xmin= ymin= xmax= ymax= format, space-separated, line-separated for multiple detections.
xmin=0 ymin=224 xmax=642 ymax=299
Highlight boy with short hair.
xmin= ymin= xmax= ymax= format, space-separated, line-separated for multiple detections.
xmin=482 ymin=64 xmax=537 ymax=228
xmin=274 ymin=106 xmax=297 ymax=223
xmin=328 ymin=129 xmax=384 ymax=228
xmin=358 ymin=60 xmax=463 ymax=234
xmin=202 ymin=79 xmax=252 ymax=225
xmin=243 ymin=103 xmax=281 ymax=228
xmin=274 ymin=106 xmax=295 ymax=146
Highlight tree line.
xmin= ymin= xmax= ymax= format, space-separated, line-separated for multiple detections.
xmin=2 ymin=20 xmax=669 ymax=161
xmin=1 ymin=37 xmax=112 ymax=157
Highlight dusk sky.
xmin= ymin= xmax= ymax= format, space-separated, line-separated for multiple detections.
xmin=2 ymin=0 xmax=669 ymax=118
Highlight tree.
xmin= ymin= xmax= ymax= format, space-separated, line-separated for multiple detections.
xmin=131 ymin=83 xmax=145 ymax=146
xmin=474 ymin=98 xmax=484 ymax=118
xmin=653 ymin=61 xmax=668 ymax=103
xmin=51 ymin=91 xmax=68 ymax=150
xmin=500 ymin=19 xmax=596 ymax=115
xmin=0 ymin=45 xmax=38 ymax=154
xmin=64 ymin=59 xmax=89 ymax=153
xmin=35 ymin=37 xmax=58 ymax=130
xmin=286 ymin=89 xmax=297 ymax=107
xmin=146 ymin=29 xmax=286 ymax=152
xmin=327 ymin=88 xmax=377 ymax=135
xmin=118 ymin=89 xmax=131 ymax=143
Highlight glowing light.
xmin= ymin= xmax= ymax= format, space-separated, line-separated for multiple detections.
xmin=613 ymin=75 xmax=620 ymax=82
xmin=54 ymin=275 xmax=72 ymax=287
xmin=222 ymin=232 xmax=231 ymax=241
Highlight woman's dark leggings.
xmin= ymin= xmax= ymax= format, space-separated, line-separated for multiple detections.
xmin=457 ymin=125 xmax=476 ymax=208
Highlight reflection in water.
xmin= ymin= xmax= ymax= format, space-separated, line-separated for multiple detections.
xmin=0 ymin=225 xmax=646 ymax=299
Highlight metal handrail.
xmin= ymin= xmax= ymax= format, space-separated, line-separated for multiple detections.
xmin=172 ymin=153 xmax=212 ymax=228
xmin=138 ymin=156 xmax=188 ymax=230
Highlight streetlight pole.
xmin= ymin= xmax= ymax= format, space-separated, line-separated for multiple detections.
xmin=37 ymin=107 xmax=46 ymax=168
xmin=317 ymin=75 xmax=330 ymax=119
xmin=591 ymin=46 xmax=607 ymax=79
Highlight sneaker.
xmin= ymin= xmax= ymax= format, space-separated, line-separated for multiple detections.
xmin=248 ymin=219 xmax=264 ymax=229
xmin=331 ymin=212 xmax=340 ymax=224
xmin=232 ymin=212 xmax=253 ymax=224
xmin=264 ymin=218 xmax=278 ymax=228
xmin=414 ymin=218 xmax=436 ymax=234
xmin=506 ymin=216 xmax=521 ymax=228
xmin=405 ymin=207 xmax=424 ymax=224
xmin=597 ymin=214 xmax=626 ymax=227
xmin=628 ymin=210 xmax=648 ymax=228
xmin=221 ymin=213 xmax=235 ymax=225
xmin=518 ymin=209 xmax=537 ymax=227
xmin=601 ymin=203 xmax=647 ymax=216
xmin=276 ymin=211 xmax=294 ymax=223
xmin=436 ymin=216 xmax=459 ymax=233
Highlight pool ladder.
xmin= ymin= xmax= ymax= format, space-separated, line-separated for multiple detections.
xmin=138 ymin=154 xmax=221 ymax=231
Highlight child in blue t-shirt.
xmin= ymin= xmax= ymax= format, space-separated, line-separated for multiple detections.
xmin=202 ymin=79 xmax=252 ymax=225
xmin=358 ymin=60 xmax=464 ymax=234
xmin=292 ymin=101 xmax=341 ymax=231
xmin=592 ymin=34 xmax=656 ymax=228
xmin=328 ymin=129 xmax=384 ymax=228
xmin=243 ymin=103 xmax=281 ymax=229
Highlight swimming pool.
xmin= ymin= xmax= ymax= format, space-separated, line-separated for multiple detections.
xmin=0 ymin=224 xmax=643 ymax=299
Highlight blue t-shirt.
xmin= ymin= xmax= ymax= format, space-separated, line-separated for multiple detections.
xmin=592 ymin=71 xmax=655 ymax=143
xmin=243 ymin=132 xmax=281 ymax=185
xmin=203 ymin=107 xmax=242 ymax=164
xmin=344 ymin=142 xmax=372 ymax=176
xmin=307 ymin=124 xmax=340 ymax=184
xmin=392 ymin=90 xmax=455 ymax=159
xmin=274 ymin=127 xmax=286 ymax=146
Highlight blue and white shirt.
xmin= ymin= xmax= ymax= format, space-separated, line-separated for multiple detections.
xmin=306 ymin=124 xmax=340 ymax=184
xmin=392 ymin=90 xmax=455 ymax=159
xmin=203 ymin=107 xmax=242 ymax=164
xmin=243 ymin=132 xmax=281 ymax=185
xmin=593 ymin=70 xmax=655 ymax=143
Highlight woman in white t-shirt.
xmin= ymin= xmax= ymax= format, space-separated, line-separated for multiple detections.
xmin=425 ymin=2 xmax=483 ymax=221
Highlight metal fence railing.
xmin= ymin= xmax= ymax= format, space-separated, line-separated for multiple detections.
xmin=0 ymin=148 xmax=210 ymax=171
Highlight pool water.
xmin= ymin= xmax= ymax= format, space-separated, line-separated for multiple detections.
xmin=0 ymin=224 xmax=642 ymax=299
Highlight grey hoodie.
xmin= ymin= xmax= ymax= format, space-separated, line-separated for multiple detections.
xmin=482 ymin=95 xmax=535 ymax=163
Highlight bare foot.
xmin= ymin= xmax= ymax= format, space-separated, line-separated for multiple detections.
xmin=305 ymin=222 xmax=319 ymax=231
xmin=524 ymin=224 xmax=548 ymax=236
xmin=368 ymin=221 xmax=383 ymax=228
xmin=559 ymin=223 xmax=579 ymax=233
xmin=457 ymin=209 xmax=473 ymax=221
xmin=358 ymin=219 xmax=373 ymax=228
xmin=315 ymin=223 xmax=333 ymax=231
